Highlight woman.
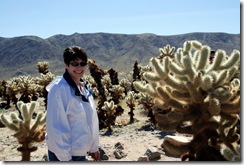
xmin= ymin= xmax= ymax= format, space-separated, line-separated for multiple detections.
xmin=45 ymin=46 xmax=100 ymax=161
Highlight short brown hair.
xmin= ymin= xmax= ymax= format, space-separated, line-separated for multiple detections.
xmin=63 ymin=46 xmax=88 ymax=65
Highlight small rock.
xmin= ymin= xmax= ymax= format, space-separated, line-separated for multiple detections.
xmin=42 ymin=154 xmax=48 ymax=161
xmin=114 ymin=142 xmax=124 ymax=150
xmin=98 ymin=145 xmax=109 ymax=160
xmin=138 ymin=156 xmax=149 ymax=161
xmin=113 ymin=149 xmax=127 ymax=159
xmin=144 ymin=146 xmax=164 ymax=160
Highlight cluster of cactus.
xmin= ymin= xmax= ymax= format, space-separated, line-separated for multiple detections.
xmin=0 ymin=40 xmax=240 ymax=161
xmin=136 ymin=92 xmax=156 ymax=124
xmin=0 ymin=101 xmax=46 ymax=161
xmin=109 ymin=85 xmax=125 ymax=104
xmin=0 ymin=61 xmax=54 ymax=109
xmin=86 ymin=59 xmax=170 ymax=130
xmin=87 ymin=60 xmax=126 ymax=130
xmin=86 ymin=59 xmax=161 ymax=130
xmin=133 ymin=40 xmax=240 ymax=161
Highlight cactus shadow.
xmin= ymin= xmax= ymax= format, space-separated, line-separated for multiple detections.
xmin=137 ymin=123 xmax=176 ymax=139
xmin=137 ymin=123 xmax=156 ymax=131
xmin=155 ymin=131 xmax=176 ymax=139
xmin=101 ymin=130 xmax=113 ymax=136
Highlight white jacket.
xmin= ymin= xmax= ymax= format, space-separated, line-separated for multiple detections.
xmin=45 ymin=76 xmax=99 ymax=161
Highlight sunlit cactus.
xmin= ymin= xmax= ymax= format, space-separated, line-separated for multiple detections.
xmin=14 ymin=75 xmax=38 ymax=103
xmin=137 ymin=92 xmax=156 ymax=124
xmin=133 ymin=40 xmax=240 ymax=161
xmin=220 ymin=144 xmax=240 ymax=161
xmin=5 ymin=78 xmax=20 ymax=107
xmin=109 ymin=85 xmax=125 ymax=104
xmin=83 ymin=75 xmax=97 ymax=88
xmin=0 ymin=101 xmax=46 ymax=161
xmin=158 ymin=44 xmax=175 ymax=59
xmin=101 ymin=75 xmax=112 ymax=89
xmin=101 ymin=100 xmax=117 ymax=132
xmin=36 ymin=72 xmax=55 ymax=88
xmin=119 ymin=78 xmax=131 ymax=95
xmin=37 ymin=61 xmax=49 ymax=74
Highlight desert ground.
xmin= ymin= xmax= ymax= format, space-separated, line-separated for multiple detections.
xmin=0 ymin=98 xmax=182 ymax=162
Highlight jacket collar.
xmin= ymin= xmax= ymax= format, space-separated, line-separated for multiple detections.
xmin=63 ymin=70 xmax=89 ymax=102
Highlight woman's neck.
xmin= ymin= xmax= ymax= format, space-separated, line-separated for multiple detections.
xmin=67 ymin=72 xmax=81 ymax=84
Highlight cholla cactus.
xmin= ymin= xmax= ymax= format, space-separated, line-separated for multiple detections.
xmin=137 ymin=92 xmax=156 ymax=124
xmin=0 ymin=101 xmax=46 ymax=161
xmin=0 ymin=80 xmax=4 ymax=97
xmin=5 ymin=78 xmax=20 ymax=107
xmin=101 ymin=75 xmax=112 ymax=89
xmin=132 ymin=60 xmax=141 ymax=81
xmin=125 ymin=91 xmax=137 ymax=123
xmin=83 ymin=75 xmax=96 ymax=88
xmin=119 ymin=78 xmax=131 ymax=95
xmin=133 ymin=40 xmax=240 ymax=161
xmin=37 ymin=61 xmax=49 ymax=74
xmin=109 ymin=85 xmax=125 ymax=104
xmin=107 ymin=68 xmax=119 ymax=85
xmin=0 ymin=80 xmax=9 ymax=109
xmin=16 ymin=75 xmax=38 ymax=103
xmin=35 ymin=72 xmax=54 ymax=108
xmin=36 ymin=72 xmax=54 ymax=88
xmin=101 ymin=101 xmax=117 ymax=132
xmin=221 ymin=144 xmax=240 ymax=161
xmin=158 ymin=44 xmax=175 ymax=59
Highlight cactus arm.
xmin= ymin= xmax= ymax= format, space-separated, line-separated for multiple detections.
xmin=208 ymin=50 xmax=226 ymax=71
xmin=30 ymin=113 xmax=44 ymax=132
xmin=191 ymin=40 xmax=202 ymax=50
xmin=143 ymin=72 xmax=161 ymax=82
xmin=164 ymin=74 xmax=186 ymax=92
xmin=169 ymin=62 xmax=187 ymax=75
xmin=196 ymin=46 xmax=210 ymax=70
xmin=220 ymin=50 xmax=240 ymax=70
xmin=150 ymin=57 xmax=168 ymax=78
xmin=170 ymin=90 xmax=191 ymax=102
xmin=1 ymin=114 xmax=19 ymax=131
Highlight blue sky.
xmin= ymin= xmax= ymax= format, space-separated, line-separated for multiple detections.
xmin=0 ymin=0 xmax=241 ymax=39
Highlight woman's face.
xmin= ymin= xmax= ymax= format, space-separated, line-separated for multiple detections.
xmin=65 ymin=58 xmax=87 ymax=82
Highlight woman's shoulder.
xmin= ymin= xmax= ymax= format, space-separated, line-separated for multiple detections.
xmin=46 ymin=76 xmax=68 ymax=92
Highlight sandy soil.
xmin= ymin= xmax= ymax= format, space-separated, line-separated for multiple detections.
xmin=0 ymin=99 xmax=182 ymax=162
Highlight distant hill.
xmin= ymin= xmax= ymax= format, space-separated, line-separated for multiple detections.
xmin=0 ymin=32 xmax=240 ymax=79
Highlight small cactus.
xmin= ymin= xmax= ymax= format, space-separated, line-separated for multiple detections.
xmin=1 ymin=101 xmax=46 ymax=161
xmin=125 ymin=91 xmax=137 ymax=123
xmin=37 ymin=61 xmax=49 ymax=74
xmin=101 ymin=101 xmax=117 ymax=132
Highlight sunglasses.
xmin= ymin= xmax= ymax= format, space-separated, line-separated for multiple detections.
xmin=70 ymin=61 xmax=87 ymax=67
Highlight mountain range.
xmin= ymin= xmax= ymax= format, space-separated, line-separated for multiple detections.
xmin=0 ymin=32 xmax=240 ymax=79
